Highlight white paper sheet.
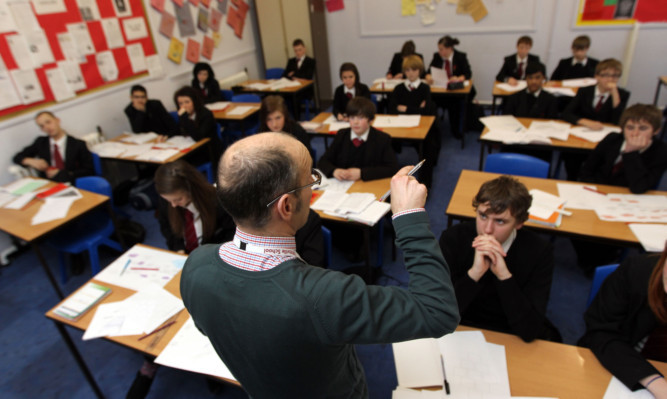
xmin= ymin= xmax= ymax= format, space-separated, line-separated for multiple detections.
xmin=67 ymin=22 xmax=95 ymax=55
xmin=45 ymin=67 xmax=76 ymax=102
xmin=75 ymin=0 xmax=101 ymax=21
xmin=3 ymin=177 xmax=49 ymax=194
xmin=314 ymin=175 xmax=354 ymax=192
xmin=496 ymin=81 xmax=527 ymax=92
xmin=146 ymin=54 xmax=165 ymax=79
xmin=543 ymin=87 xmax=576 ymax=97
xmin=528 ymin=189 xmax=567 ymax=219
xmin=126 ymin=43 xmax=146 ymax=73
xmin=393 ymin=338 xmax=443 ymax=388
xmin=57 ymin=60 xmax=86 ymax=91
xmin=135 ymin=148 xmax=178 ymax=162
xmin=336 ymin=192 xmax=376 ymax=214
xmin=25 ymin=29 xmax=55 ymax=66
xmin=11 ymin=69 xmax=45 ymax=104
xmin=327 ymin=121 xmax=350 ymax=132
xmin=91 ymin=141 xmax=128 ymax=157
xmin=480 ymin=115 xmax=526 ymax=132
xmin=628 ymin=224 xmax=667 ymax=253
xmin=205 ymin=101 xmax=231 ymax=111
xmin=482 ymin=130 xmax=551 ymax=145
xmin=569 ymin=126 xmax=621 ymax=143
xmin=162 ymin=135 xmax=195 ymax=149
xmin=31 ymin=196 xmax=78 ymax=225
xmin=562 ymin=77 xmax=597 ymax=88
xmin=95 ymin=50 xmax=118 ymax=82
xmin=0 ymin=192 xmax=17 ymax=207
xmin=430 ymin=67 xmax=449 ymax=88
xmin=527 ymin=120 xmax=570 ymax=141
xmin=8 ymin=1 xmax=40 ymax=31
xmin=227 ymin=105 xmax=254 ymax=115
xmin=121 ymin=143 xmax=152 ymax=158
xmin=83 ymin=298 xmax=157 ymax=340
xmin=0 ymin=2 xmax=18 ymax=33
xmin=101 ymin=18 xmax=124 ymax=49
xmin=557 ymin=183 xmax=604 ymax=210
xmin=112 ymin=0 xmax=132 ymax=17
xmin=0 ymin=70 xmax=22 ymax=109
xmin=31 ymin=0 xmax=67 ymax=14
xmin=121 ymin=132 xmax=158 ymax=144
xmin=56 ymin=32 xmax=85 ymax=63
xmin=595 ymin=194 xmax=667 ymax=223
xmin=373 ymin=115 xmax=421 ymax=128
xmin=603 ymin=376 xmax=653 ymax=399
xmin=312 ymin=190 xmax=348 ymax=212
xmin=123 ymin=285 xmax=185 ymax=334
xmin=6 ymin=34 xmax=34 ymax=70
xmin=4 ymin=192 xmax=36 ymax=209
xmin=122 ymin=17 xmax=148 ymax=41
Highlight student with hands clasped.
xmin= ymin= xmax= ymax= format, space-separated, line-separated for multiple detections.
xmin=496 ymin=36 xmax=541 ymax=86
xmin=124 ymin=85 xmax=178 ymax=142
xmin=282 ymin=38 xmax=316 ymax=80
xmin=332 ymin=62 xmax=371 ymax=121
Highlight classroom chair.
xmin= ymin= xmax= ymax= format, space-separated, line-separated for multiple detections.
xmin=169 ymin=111 xmax=179 ymax=123
xmin=91 ymin=152 xmax=103 ymax=176
xmin=220 ymin=89 xmax=234 ymax=101
xmin=229 ymin=95 xmax=261 ymax=136
xmin=232 ymin=94 xmax=261 ymax=103
xmin=586 ymin=263 xmax=619 ymax=307
xmin=47 ymin=176 xmax=123 ymax=283
xmin=483 ymin=153 xmax=550 ymax=178
xmin=266 ymin=68 xmax=284 ymax=80
xmin=322 ymin=225 xmax=332 ymax=268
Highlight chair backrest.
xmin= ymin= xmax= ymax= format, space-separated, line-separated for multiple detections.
xmin=232 ymin=94 xmax=261 ymax=103
xmin=321 ymin=226 xmax=332 ymax=268
xmin=215 ymin=122 xmax=223 ymax=142
xmin=75 ymin=176 xmax=113 ymax=198
xmin=586 ymin=263 xmax=620 ymax=307
xmin=484 ymin=153 xmax=550 ymax=178
xmin=169 ymin=111 xmax=179 ymax=123
xmin=220 ymin=89 xmax=234 ymax=101
xmin=91 ymin=152 xmax=103 ymax=176
xmin=266 ymin=68 xmax=284 ymax=80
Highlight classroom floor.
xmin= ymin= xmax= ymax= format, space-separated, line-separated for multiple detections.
xmin=1 ymin=111 xmax=662 ymax=399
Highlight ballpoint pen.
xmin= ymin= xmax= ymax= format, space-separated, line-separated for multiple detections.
xmin=441 ymin=355 xmax=451 ymax=395
xmin=379 ymin=159 xmax=425 ymax=202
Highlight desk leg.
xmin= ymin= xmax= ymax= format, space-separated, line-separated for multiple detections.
xmin=491 ymin=95 xmax=497 ymax=115
xmin=32 ymin=243 xmax=64 ymax=300
xmin=478 ymin=142 xmax=486 ymax=170
xmin=460 ymin=97 xmax=467 ymax=150
xmin=654 ymin=79 xmax=662 ymax=106
xmin=53 ymin=322 xmax=105 ymax=399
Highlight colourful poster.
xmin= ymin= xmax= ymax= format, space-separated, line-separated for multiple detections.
xmin=168 ymin=37 xmax=184 ymax=64
xmin=186 ymin=38 xmax=200 ymax=63
xmin=201 ymin=35 xmax=214 ymax=59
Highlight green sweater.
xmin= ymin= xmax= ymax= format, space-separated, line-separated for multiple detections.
xmin=181 ymin=212 xmax=459 ymax=398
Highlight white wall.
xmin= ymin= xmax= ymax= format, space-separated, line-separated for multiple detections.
xmin=325 ymin=0 xmax=667 ymax=107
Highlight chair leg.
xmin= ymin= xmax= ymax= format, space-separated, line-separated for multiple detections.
xmin=88 ymin=246 xmax=100 ymax=276
xmin=102 ymin=238 xmax=123 ymax=253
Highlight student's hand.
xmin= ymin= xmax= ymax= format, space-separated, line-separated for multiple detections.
xmin=347 ymin=168 xmax=361 ymax=181
xmin=155 ymin=135 xmax=168 ymax=143
xmin=624 ymin=132 xmax=652 ymax=153
xmin=23 ymin=158 xmax=49 ymax=171
xmin=642 ymin=375 xmax=667 ymax=399
xmin=386 ymin=73 xmax=393 ymax=79
xmin=420 ymin=100 xmax=426 ymax=108
xmin=451 ymin=76 xmax=465 ymax=83
xmin=389 ymin=165 xmax=427 ymax=214
xmin=397 ymin=105 xmax=407 ymax=112
xmin=578 ymin=119 xmax=604 ymax=131
xmin=333 ymin=169 xmax=348 ymax=181
xmin=473 ymin=235 xmax=511 ymax=280
xmin=425 ymin=74 xmax=434 ymax=85
xmin=177 ymin=249 xmax=185 ymax=254
xmin=336 ymin=113 xmax=345 ymax=121
xmin=45 ymin=168 xmax=60 ymax=179
xmin=507 ymin=77 xmax=518 ymax=86
xmin=177 ymin=107 xmax=187 ymax=116
xmin=287 ymin=71 xmax=295 ymax=78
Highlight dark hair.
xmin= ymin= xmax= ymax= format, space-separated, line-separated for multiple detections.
xmin=173 ymin=86 xmax=206 ymax=116
xmin=339 ymin=62 xmax=363 ymax=93
xmin=35 ymin=110 xmax=56 ymax=119
xmin=438 ymin=35 xmax=460 ymax=48
xmin=155 ymin=160 xmax=218 ymax=244
xmin=130 ymin=85 xmax=146 ymax=95
xmin=217 ymin=136 xmax=301 ymax=227
xmin=346 ymin=97 xmax=376 ymax=121
xmin=191 ymin=62 xmax=216 ymax=87
xmin=400 ymin=40 xmax=416 ymax=57
xmin=572 ymin=35 xmax=591 ymax=50
xmin=648 ymin=243 xmax=667 ymax=324
xmin=293 ymin=38 xmax=305 ymax=47
xmin=472 ymin=176 xmax=532 ymax=223
xmin=259 ymin=95 xmax=294 ymax=132
xmin=402 ymin=54 xmax=424 ymax=74
xmin=525 ymin=62 xmax=546 ymax=78
xmin=596 ymin=58 xmax=622 ymax=75
xmin=517 ymin=35 xmax=533 ymax=47
xmin=619 ymin=104 xmax=663 ymax=133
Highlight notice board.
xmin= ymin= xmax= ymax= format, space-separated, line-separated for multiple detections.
xmin=577 ymin=0 xmax=667 ymax=26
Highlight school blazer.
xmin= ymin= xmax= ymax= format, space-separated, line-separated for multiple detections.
xmin=191 ymin=79 xmax=223 ymax=104
xmin=332 ymin=84 xmax=371 ymax=117
xmin=124 ymin=99 xmax=179 ymax=137
xmin=13 ymin=135 xmax=95 ymax=183
xmin=428 ymin=50 xmax=472 ymax=79
xmin=562 ymin=85 xmax=630 ymax=126
xmin=282 ymin=56 xmax=316 ymax=80
xmin=495 ymin=53 xmax=541 ymax=82
xmin=550 ymin=57 xmax=599 ymax=81
xmin=503 ymin=90 xmax=558 ymax=119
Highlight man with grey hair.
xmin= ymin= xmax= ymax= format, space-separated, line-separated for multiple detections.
xmin=181 ymin=132 xmax=459 ymax=398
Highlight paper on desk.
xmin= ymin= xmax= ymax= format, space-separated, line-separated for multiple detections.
xmin=4 ymin=192 xmax=37 ymax=209
xmin=121 ymin=144 xmax=153 ymax=158
xmin=527 ymin=120 xmax=570 ymax=141
xmin=83 ymin=299 xmax=156 ymax=340
xmin=227 ymin=105 xmax=255 ymax=115
xmin=135 ymin=148 xmax=179 ymax=162
xmin=628 ymin=224 xmax=667 ymax=253
xmin=269 ymin=78 xmax=301 ymax=90
xmin=482 ymin=130 xmax=552 ymax=145
xmin=543 ymin=87 xmax=576 ymax=97
xmin=557 ymin=183 xmax=603 ymax=210
xmin=562 ymin=77 xmax=597 ymax=88
xmin=603 ymin=375 xmax=653 ymax=399
xmin=163 ymin=135 xmax=196 ymax=149
xmin=430 ymin=67 xmax=449 ymax=88
xmin=374 ymin=115 xmax=420 ymax=128
xmin=594 ymin=194 xmax=667 ymax=223
xmin=496 ymin=81 xmax=527 ymax=92
xmin=5 ymin=178 xmax=49 ymax=195
xmin=312 ymin=190 xmax=348 ymax=212
xmin=569 ymin=126 xmax=620 ymax=143
xmin=347 ymin=201 xmax=391 ymax=226
xmin=336 ymin=193 xmax=376 ymax=214
xmin=528 ymin=189 xmax=566 ymax=219
xmin=372 ymin=78 xmax=404 ymax=90
xmin=92 ymin=141 xmax=128 ymax=157
xmin=480 ymin=115 xmax=525 ymax=132
xmin=328 ymin=121 xmax=350 ymax=132
xmin=31 ymin=196 xmax=79 ymax=225
xmin=155 ymin=316 xmax=237 ymax=381
xmin=314 ymin=175 xmax=354 ymax=192
xmin=205 ymin=101 xmax=230 ymax=111
xmin=393 ymin=338 xmax=443 ymax=388
xmin=124 ymin=285 xmax=184 ymax=334
xmin=245 ymin=82 xmax=271 ymax=90
xmin=121 ymin=132 xmax=158 ymax=144
xmin=0 ymin=192 xmax=16 ymax=207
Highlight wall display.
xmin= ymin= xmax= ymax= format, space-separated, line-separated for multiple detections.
xmin=577 ymin=0 xmax=667 ymax=25
xmin=0 ymin=0 xmax=158 ymax=119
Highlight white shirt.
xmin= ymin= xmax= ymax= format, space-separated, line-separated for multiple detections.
xmin=186 ymin=202 xmax=203 ymax=245
xmin=526 ymin=88 xmax=541 ymax=97
xmin=404 ymin=79 xmax=421 ymax=90
xmin=49 ymin=135 xmax=67 ymax=166
xmin=593 ymin=86 xmax=610 ymax=108
xmin=572 ymin=57 xmax=588 ymax=66
xmin=350 ymin=128 xmax=370 ymax=143
xmin=344 ymin=86 xmax=355 ymax=97
xmin=501 ymin=229 xmax=517 ymax=253
xmin=297 ymin=57 xmax=304 ymax=69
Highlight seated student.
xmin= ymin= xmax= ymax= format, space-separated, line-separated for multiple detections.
xmin=13 ymin=111 xmax=94 ymax=183
xmin=580 ymin=104 xmax=667 ymax=194
xmin=425 ymin=35 xmax=475 ymax=139
xmin=389 ymin=55 xmax=440 ymax=188
xmin=318 ymin=97 xmax=398 ymax=181
xmin=503 ymin=62 xmax=558 ymax=119
xmin=173 ymin=86 xmax=222 ymax=169
xmin=386 ymin=40 xmax=424 ymax=80
xmin=124 ymin=85 xmax=178 ymax=139
xmin=191 ymin=62 xmax=222 ymax=104
xmin=282 ymin=38 xmax=316 ymax=80
xmin=496 ymin=36 xmax=541 ymax=86
xmin=439 ymin=176 xmax=558 ymax=342
xmin=332 ymin=62 xmax=371 ymax=121
xmin=579 ymin=248 xmax=667 ymax=396
xmin=259 ymin=95 xmax=313 ymax=158
xmin=551 ymin=35 xmax=599 ymax=81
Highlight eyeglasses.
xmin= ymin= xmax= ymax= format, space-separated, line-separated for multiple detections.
xmin=266 ymin=168 xmax=323 ymax=208
xmin=598 ymin=73 xmax=621 ymax=79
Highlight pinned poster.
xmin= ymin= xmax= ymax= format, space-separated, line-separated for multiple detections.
xmin=8 ymin=1 xmax=41 ymax=32
xmin=31 ymin=0 xmax=67 ymax=14
xmin=112 ymin=0 xmax=133 ymax=17
xmin=420 ymin=3 xmax=436 ymax=25
xmin=201 ymin=0 xmax=211 ymax=7
xmin=212 ymin=31 xmax=221 ymax=47
xmin=67 ymin=22 xmax=96 ymax=55
xmin=173 ymin=0 xmax=184 ymax=7
xmin=0 ymin=2 xmax=18 ymax=33
xmin=6 ymin=34 xmax=35 ymax=70
xmin=25 ymin=29 xmax=56 ymax=66
xmin=402 ymin=0 xmax=416 ymax=16
xmin=227 ymin=0 xmax=248 ymax=39
xmin=185 ymin=39 xmax=200 ymax=63
xmin=76 ymin=0 xmax=101 ymax=21
xmin=325 ymin=0 xmax=344 ymax=12
xmin=0 ymin=70 xmax=22 ymax=109
xmin=197 ymin=7 xmax=209 ymax=32
xmin=470 ymin=0 xmax=488 ymax=22
xmin=10 ymin=69 xmax=45 ymax=104
xmin=209 ymin=8 xmax=222 ymax=31
xmin=123 ymin=17 xmax=149 ymax=41
xmin=95 ymin=50 xmax=119 ymax=82
xmin=201 ymin=35 xmax=214 ymax=59
xmin=151 ymin=0 xmax=166 ymax=12
xmin=175 ymin=2 xmax=196 ymax=37
xmin=168 ymin=37 xmax=184 ymax=64
xmin=126 ymin=43 xmax=147 ymax=73
xmin=45 ymin=67 xmax=76 ymax=102
xmin=159 ymin=11 xmax=176 ymax=38
xmin=189 ymin=0 xmax=200 ymax=5
xmin=146 ymin=54 xmax=165 ymax=78
xmin=57 ymin=32 xmax=86 ymax=63
xmin=101 ymin=18 xmax=125 ymax=49
xmin=57 ymin=60 xmax=86 ymax=91
xmin=218 ymin=0 xmax=228 ymax=13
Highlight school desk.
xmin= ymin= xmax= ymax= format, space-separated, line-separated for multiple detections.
xmin=45 ymin=245 xmax=239 ymax=398
xmin=211 ymin=103 xmax=260 ymax=121
xmin=446 ymin=169 xmax=666 ymax=247
xmin=654 ymin=76 xmax=667 ymax=106
xmin=235 ymin=78 xmax=313 ymax=120
xmin=491 ymin=81 xmax=581 ymax=115
xmin=102 ymin=134 xmax=211 ymax=165
xmin=0 ymin=180 xmax=111 ymax=299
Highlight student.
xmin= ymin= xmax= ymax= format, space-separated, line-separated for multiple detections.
xmin=496 ymin=36 xmax=541 ymax=86
xmin=439 ymin=176 xmax=559 ymax=342
xmin=259 ymin=95 xmax=313 ymax=158
xmin=332 ymin=62 xmax=371 ymax=121
xmin=579 ymin=104 xmax=667 ymax=194
xmin=425 ymin=35 xmax=474 ymax=139
xmin=503 ymin=62 xmax=558 ymax=119
xmin=282 ymin=38 xmax=316 ymax=80
xmin=124 ymin=85 xmax=178 ymax=139
xmin=388 ymin=55 xmax=440 ymax=188
xmin=13 ymin=111 xmax=94 ymax=183
xmin=579 ymin=248 xmax=667 ymax=396
xmin=191 ymin=62 xmax=223 ymax=104
xmin=318 ymin=97 xmax=398 ymax=181
xmin=386 ymin=40 xmax=424 ymax=80
xmin=550 ymin=35 xmax=599 ymax=81
xmin=173 ymin=86 xmax=222 ymax=168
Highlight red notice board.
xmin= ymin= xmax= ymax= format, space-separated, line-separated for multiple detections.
xmin=578 ymin=0 xmax=667 ymax=26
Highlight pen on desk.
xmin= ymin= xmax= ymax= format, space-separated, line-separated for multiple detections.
xmin=379 ymin=159 xmax=426 ymax=202
xmin=120 ymin=259 xmax=131 ymax=276
xmin=440 ymin=355 xmax=451 ymax=395
xmin=583 ymin=186 xmax=607 ymax=195
xmin=554 ymin=208 xmax=573 ymax=216
xmin=138 ymin=320 xmax=177 ymax=341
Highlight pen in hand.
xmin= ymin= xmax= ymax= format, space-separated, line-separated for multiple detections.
xmin=379 ymin=159 xmax=425 ymax=202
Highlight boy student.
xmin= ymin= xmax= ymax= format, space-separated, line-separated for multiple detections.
xmin=496 ymin=36 xmax=541 ymax=86
xmin=317 ymin=97 xmax=398 ymax=181
xmin=388 ymin=54 xmax=440 ymax=188
xmin=550 ymin=35 xmax=599 ymax=81
xmin=124 ymin=85 xmax=178 ymax=140
xmin=579 ymin=104 xmax=667 ymax=194
xmin=439 ymin=176 xmax=559 ymax=342
xmin=13 ymin=111 xmax=94 ymax=183
xmin=503 ymin=62 xmax=558 ymax=119
xmin=282 ymin=38 xmax=316 ymax=80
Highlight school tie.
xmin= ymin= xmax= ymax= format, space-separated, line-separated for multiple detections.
xmin=517 ymin=62 xmax=524 ymax=79
xmin=595 ymin=95 xmax=605 ymax=112
xmin=641 ymin=324 xmax=667 ymax=363
xmin=297 ymin=57 xmax=303 ymax=70
xmin=612 ymin=160 xmax=624 ymax=175
xmin=352 ymin=138 xmax=363 ymax=147
xmin=409 ymin=85 xmax=415 ymax=92
xmin=444 ymin=59 xmax=452 ymax=78
xmin=183 ymin=209 xmax=199 ymax=253
xmin=346 ymin=92 xmax=353 ymax=99
xmin=53 ymin=144 xmax=65 ymax=170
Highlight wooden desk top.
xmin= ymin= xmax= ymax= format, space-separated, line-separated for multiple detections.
xmin=314 ymin=178 xmax=391 ymax=223
xmin=370 ymin=79 xmax=473 ymax=95
xmin=238 ymin=79 xmax=313 ymax=94
xmin=309 ymin=112 xmax=434 ymax=141
xmin=492 ymin=80 xmax=581 ymax=97
xmin=0 ymin=180 xmax=109 ymax=242
xmin=104 ymin=134 xmax=210 ymax=164
xmin=446 ymin=169 xmax=666 ymax=246
xmin=480 ymin=117 xmax=599 ymax=151
xmin=212 ymin=103 xmax=260 ymax=121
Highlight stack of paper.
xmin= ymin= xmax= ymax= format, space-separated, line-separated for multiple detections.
xmin=562 ymin=77 xmax=597 ymax=87
xmin=480 ymin=115 xmax=552 ymax=145
xmin=263 ymin=78 xmax=301 ymax=90
xmin=312 ymin=191 xmax=390 ymax=226
xmin=314 ymin=175 xmax=354 ymax=193
xmin=543 ymin=86 xmax=576 ymax=97
xmin=527 ymin=120 xmax=570 ymax=141
xmin=162 ymin=136 xmax=196 ymax=150
xmin=300 ymin=121 xmax=323 ymax=132
xmin=92 ymin=141 xmax=128 ymax=157
xmin=569 ymin=126 xmax=621 ymax=143
xmin=205 ymin=101 xmax=231 ymax=111
xmin=121 ymin=132 xmax=159 ymax=144
xmin=0 ymin=178 xmax=50 ymax=209
xmin=121 ymin=144 xmax=153 ymax=158
xmin=594 ymin=194 xmax=667 ymax=223
xmin=496 ymin=81 xmax=527 ymax=92
xmin=628 ymin=224 xmax=667 ymax=253
xmin=135 ymin=148 xmax=179 ymax=162
xmin=31 ymin=187 xmax=82 ymax=225
xmin=54 ymin=282 xmax=111 ymax=321
xmin=528 ymin=189 xmax=568 ymax=228
xmin=227 ymin=105 xmax=256 ymax=115
xmin=373 ymin=115 xmax=421 ymax=128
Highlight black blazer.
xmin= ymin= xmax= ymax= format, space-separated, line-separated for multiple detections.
xmin=579 ymin=133 xmax=667 ymax=194
xmin=178 ymin=107 xmax=222 ymax=166
xmin=387 ymin=52 xmax=425 ymax=77
xmin=428 ymin=50 xmax=472 ymax=79
xmin=282 ymin=56 xmax=316 ymax=80
xmin=124 ymin=99 xmax=179 ymax=137
xmin=317 ymin=127 xmax=399 ymax=181
xmin=192 ymin=79 xmax=223 ymax=104
xmin=332 ymin=84 xmax=371 ymax=117
xmin=562 ymin=85 xmax=630 ymax=125
xmin=495 ymin=53 xmax=541 ymax=82
xmin=550 ymin=57 xmax=599 ymax=81
xmin=283 ymin=120 xmax=314 ymax=159
xmin=503 ymin=90 xmax=558 ymax=119
xmin=13 ymin=135 xmax=95 ymax=183
xmin=388 ymin=82 xmax=436 ymax=116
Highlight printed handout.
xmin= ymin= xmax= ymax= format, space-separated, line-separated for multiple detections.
xmin=45 ymin=67 xmax=76 ymax=102
xmin=95 ymin=51 xmax=119 ymax=82
xmin=126 ymin=43 xmax=147 ymax=73
xmin=101 ymin=18 xmax=125 ymax=49
xmin=11 ymin=69 xmax=45 ymax=104
xmin=122 ymin=17 xmax=149 ymax=41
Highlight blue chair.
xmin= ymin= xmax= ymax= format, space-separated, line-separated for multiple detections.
xmin=232 ymin=94 xmax=261 ymax=103
xmin=220 ymin=89 xmax=234 ymax=101
xmin=266 ymin=68 xmax=284 ymax=80
xmin=321 ymin=226 xmax=332 ymax=268
xmin=229 ymin=95 xmax=261 ymax=136
xmin=169 ymin=111 xmax=179 ymax=123
xmin=91 ymin=152 xmax=103 ymax=176
xmin=586 ymin=264 xmax=619 ymax=307
xmin=483 ymin=153 xmax=550 ymax=178
xmin=47 ymin=177 xmax=123 ymax=283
